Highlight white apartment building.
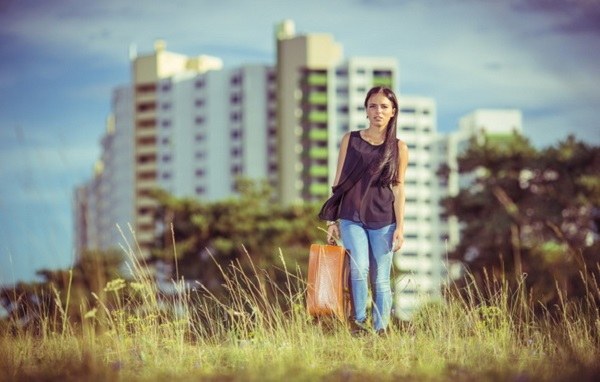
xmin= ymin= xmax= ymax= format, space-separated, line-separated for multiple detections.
xmin=393 ymin=96 xmax=443 ymax=320
xmin=437 ymin=109 xmax=523 ymax=254
xmin=276 ymin=22 xmax=443 ymax=319
xmin=155 ymin=65 xmax=276 ymax=201
xmin=275 ymin=19 xmax=344 ymax=205
xmin=74 ymin=86 xmax=135 ymax=257
xmin=75 ymin=43 xmax=277 ymax=256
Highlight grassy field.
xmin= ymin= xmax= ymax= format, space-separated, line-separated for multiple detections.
xmin=1 ymin=249 xmax=599 ymax=381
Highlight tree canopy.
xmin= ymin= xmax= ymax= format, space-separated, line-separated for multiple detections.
xmin=443 ymin=133 xmax=600 ymax=306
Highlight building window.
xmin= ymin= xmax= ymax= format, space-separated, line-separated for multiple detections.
xmin=195 ymin=134 xmax=205 ymax=142
xmin=231 ymin=74 xmax=242 ymax=86
xmin=161 ymin=103 xmax=171 ymax=110
xmin=161 ymin=83 xmax=172 ymax=92
xmin=401 ymin=107 xmax=416 ymax=114
xmin=401 ymin=126 xmax=415 ymax=132
xmin=161 ymin=120 xmax=171 ymax=128
xmin=195 ymin=79 xmax=205 ymax=88
xmin=231 ymin=147 xmax=242 ymax=157
xmin=195 ymin=99 xmax=205 ymax=107
xmin=162 ymin=154 xmax=171 ymax=162
xmin=195 ymin=186 xmax=205 ymax=195
xmin=195 ymin=116 xmax=205 ymax=125
xmin=195 ymin=169 xmax=205 ymax=177
xmin=136 ymin=83 xmax=156 ymax=93
xmin=195 ymin=151 xmax=205 ymax=159
xmin=161 ymin=172 xmax=171 ymax=180
xmin=161 ymin=137 xmax=170 ymax=145
xmin=137 ymin=102 xmax=156 ymax=112
xmin=231 ymin=129 xmax=242 ymax=140
xmin=356 ymin=69 xmax=366 ymax=75
xmin=336 ymin=87 xmax=349 ymax=96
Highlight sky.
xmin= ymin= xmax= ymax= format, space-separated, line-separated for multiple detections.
xmin=0 ymin=0 xmax=599 ymax=286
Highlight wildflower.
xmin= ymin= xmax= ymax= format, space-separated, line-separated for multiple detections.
xmin=104 ymin=278 xmax=126 ymax=292
xmin=84 ymin=308 xmax=97 ymax=319
xmin=129 ymin=281 xmax=146 ymax=291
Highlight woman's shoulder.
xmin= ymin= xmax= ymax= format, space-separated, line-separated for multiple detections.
xmin=397 ymin=138 xmax=408 ymax=151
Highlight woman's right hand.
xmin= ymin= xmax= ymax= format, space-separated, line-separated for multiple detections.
xmin=327 ymin=223 xmax=340 ymax=245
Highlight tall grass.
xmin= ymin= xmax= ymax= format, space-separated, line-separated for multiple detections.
xmin=1 ymin=236 xmax=599 ymax=381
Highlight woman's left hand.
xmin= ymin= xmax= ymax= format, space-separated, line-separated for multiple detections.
xmin=392 ymin=227 xmax=404 ymax=252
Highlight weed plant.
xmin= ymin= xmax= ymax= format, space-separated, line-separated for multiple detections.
xmin=1 ymin=234 xmax=599 ymax=381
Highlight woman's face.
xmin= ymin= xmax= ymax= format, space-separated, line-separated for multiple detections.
xmin=366 ymin=92 xmax=396 ymax=130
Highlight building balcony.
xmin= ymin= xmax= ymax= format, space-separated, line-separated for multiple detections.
xmin=136 ymin=212 xmax=154 ymax=226
xmin=135 ymin=92 xmax=156 ymax=104
xmin=136 ymin=196 xmax=158 ymax=208
xmin=309 ymin=182 xmax=329 ymax=197
xmin=136 ymin=179 xmax=157 ymax=190
xmin=308 ymin=128 xmax=328 ymax=141
xmin=309 ymin=165 xmax=328 ymax=177
xmin=307 ymin=111 xmax=328 ymax=123
xmin=136 ymin=230 xmax=155 ymax=245
xmin=136 ymin=128 xmax=156 ymax=140
xmin=308 ymin=147 xmax=328 ymax=159
xmin=307 ymin=73 xmax=328 ymax=86
xmin=136 ymin=145 xmax=158 ymax=156
xmin=308 ymin=92 xmax=328 ymax=104
xmin=373 ymin=76 xmax=393 ymax=88
xmin=136 ymin=109 xmax=157 ymax=121
xmin=137 ymin=161 xmax=157 ymax=173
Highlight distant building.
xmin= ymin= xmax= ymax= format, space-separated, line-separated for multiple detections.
xmin=437 ymin=109 xmax=523 ymax=254
xmin=73 ymin=22 xmax=524 ymax=322
xmin=131 ymin=41 xmax=224 ymax=254
xmin=393 ymin=96 xmax=443 ymax=320
xmin=275 ymin=20 xmax=344 ymax=205
xmin=74 ymin=42 xmax=276 ymax=257
xmin=153 ymin=65 xmax=277 ymax=201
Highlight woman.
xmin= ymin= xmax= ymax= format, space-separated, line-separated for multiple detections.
xmin=322 ymin=86 xmax=408 ymax=335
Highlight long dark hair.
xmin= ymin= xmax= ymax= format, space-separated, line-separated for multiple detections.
xmin=363 ymin=86 xmax=400 ymax=187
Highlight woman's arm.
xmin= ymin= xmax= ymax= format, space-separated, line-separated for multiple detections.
xmin=327 ymin=132 xmax=351 ymax=244
xmin=332 ymin=132 xmax=351 ymax=187
xmin=391 ymin=140 xmax=409 ymax=252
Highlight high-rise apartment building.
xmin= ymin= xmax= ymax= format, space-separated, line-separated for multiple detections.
xmin=154 ymin=65 xmax=277 ymax=201
xmin=437 ymin=109 xmax=523 ymax=253
xmin=275 ymin=20 xmax=344 ymax=205
xmin=131 ymin=41 xmax=224 ymax=254
xmin=75 ymin=42 xmax=277 ymax=256
xmin=275 ymin=20 xmax=399 ymax=204
xmin=74 ymin=85 xmax=135 ymax=257
xmin=393 ymin=96 xmax=444 ymax=319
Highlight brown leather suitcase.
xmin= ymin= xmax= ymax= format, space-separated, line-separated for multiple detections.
xmin=306 ymin=244 xmax=352 ymax=320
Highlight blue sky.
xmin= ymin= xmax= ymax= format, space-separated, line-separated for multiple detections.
xmin=0 ymin=0 xmax=599 ymax=286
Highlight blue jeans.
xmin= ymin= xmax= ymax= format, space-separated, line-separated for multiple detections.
xmin=340 ymin=219 xmax=395 ymax=331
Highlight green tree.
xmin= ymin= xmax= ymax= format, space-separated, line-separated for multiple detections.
xmin=151 ymin=178 xmax=324 ymax=294
xmin=0 ymin=249 xmax=124 ymax=331
xmin=443 ymin=134 xmax=600 ymax=306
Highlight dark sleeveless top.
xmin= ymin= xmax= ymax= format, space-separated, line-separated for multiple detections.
xmin=337 ymin=131 xmax=396 ymax=229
